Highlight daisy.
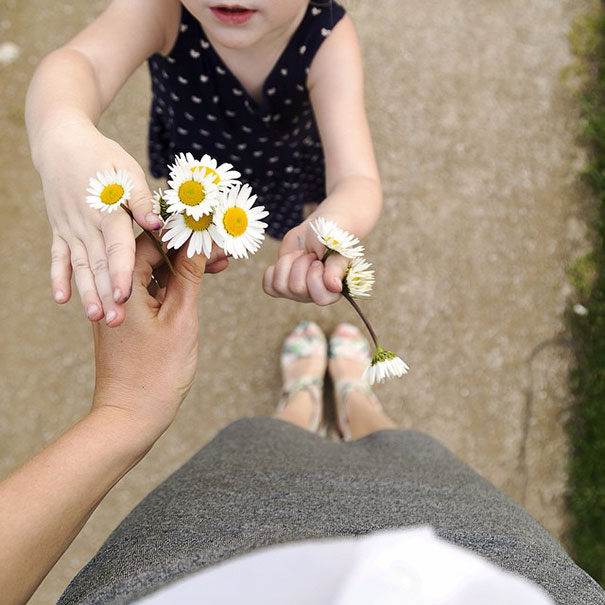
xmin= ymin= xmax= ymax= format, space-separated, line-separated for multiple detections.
xmin=363 ymin=348 xmax=409 ymax=385
xmin=152 ymin=189 xmax=170 ymax=221
xmin=170 ymin=152 xmax=241 ymax=191
xmin=343 ymin=257 xmax=375 ymax=298
xmin=310 ymin=217 xmax=364 ymax=259
xmin=86 ymin=168 xmax=133 ymax=213
xmin=162 ymin=212 xmax=216 ymax=259
xmin=165 ymin=165 xmax=220 ymax=219
xmin=212 ymin=183 xmax=269 ymax=259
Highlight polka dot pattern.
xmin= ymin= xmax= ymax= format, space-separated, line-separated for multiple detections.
xmin=147 ymin=2 xmax=345 ymax=239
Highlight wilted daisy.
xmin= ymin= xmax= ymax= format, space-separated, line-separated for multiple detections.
xmin=86 ymin=168 xmax=133 ymax=213
xmin=310 ymin=217 xmax=364 ymax=259
xmin=363 ymin=348 xmax=409 ymax=385
xmin=165 ymin=165 xmax=220 ymax=219
xmin=162 ymin=212 xmax=216 ymax=259
xmin=212 ymin=183 xmax=269 ymax=259
xmin=152 ymin=189 xmax=171 ymax=221
xmin=170 ymin=152 xmax=241 ymax=191
xmin=343 ymin=257 xmax=375 ymax=298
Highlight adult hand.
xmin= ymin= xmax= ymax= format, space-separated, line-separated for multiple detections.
xmin=91 ymin=234 xmax=218 ymax=446
xmin=262 ymin=220 xmax=349 ymax=306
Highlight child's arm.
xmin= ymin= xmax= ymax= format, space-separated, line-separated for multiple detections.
xmin=263 ymin=15 xmax=382 ymax=305
xmin=26 ymin=0 xmax=180 ymax=327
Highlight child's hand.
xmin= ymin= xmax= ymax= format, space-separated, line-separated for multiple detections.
xmin=36 ymin=121 xmax=161 ymax=327
xmin=262 ymin=221 xmax=349 ymax=306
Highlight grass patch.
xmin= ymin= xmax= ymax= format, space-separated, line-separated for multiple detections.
xmin=566 ymin=4 xmax=605 ymax=585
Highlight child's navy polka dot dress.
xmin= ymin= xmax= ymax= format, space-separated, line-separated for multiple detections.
xmin=148 ymin=2 xmax=346 ymax=239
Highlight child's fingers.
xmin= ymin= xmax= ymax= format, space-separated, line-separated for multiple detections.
xmin=50 ymin=234 xmax=72 ymax=304
xmin=126 ymin=173 xmax=163 ymax=232
xmin=100 ymin=213 xmax=136 ymax=304
xmin=85 ymin=233 xmax=128 ymax=327
xmin=69 ymin=238 xmax=105 ymax=322
xmin=262 ymin=264 xmax=277 ymax=297
xmin=269 ymin=250 xmax=306 ymax=299
xmin=288 ymin=253 xmax=317 ymax=300
xmin=162 ymin=247 xmax=207 ymax=317
xmin=323 ymin=253 xmax=348 ymax=293
xmin=307 ymin=260 xmax=341 ymax=306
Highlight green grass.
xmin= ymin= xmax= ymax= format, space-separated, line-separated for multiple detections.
xmin=566 ymin=5 xmax=605 ymax=586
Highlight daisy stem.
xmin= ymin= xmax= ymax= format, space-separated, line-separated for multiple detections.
xmin=321 ymin=249 xmax=335 ymax=263
xmin=120 ymin=204 xmax=176 ymax=276
xmin=342 ymin=290 xmax=380 ymax=351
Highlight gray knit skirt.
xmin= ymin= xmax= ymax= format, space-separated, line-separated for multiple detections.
xmin=58 ymin=418 xmax=605 ymax=604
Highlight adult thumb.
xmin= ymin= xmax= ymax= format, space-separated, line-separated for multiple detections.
xmin=164 ymin=248 xmax=207 ymax=314
xmin=126 ymin=167 xmax=164 ymax=232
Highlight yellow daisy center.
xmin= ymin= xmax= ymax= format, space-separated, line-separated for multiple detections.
xmin=184 ymin=213 xmax=212 ymax=231
xmin=327 ymin=237 xmax=340 ymax=247
xmin=178 ymin=180 xmax=205 ymax=206
xmin=100 ymin=184 xmax=124 ymax=206
xmin=223 ymin=207 xmax=248 ymax=237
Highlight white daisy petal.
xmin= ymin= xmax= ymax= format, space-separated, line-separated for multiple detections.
xmin=165 ymin=166 xmax=220 ymax=219
xmin=310 ymin=217 xmax=364 ymax=258
xmin=85 ymin=168 xmax=133 ymax=213
xmin=161 ymin=211 xmax=215 ymax=258
xmin=363 ymin=349 xmax=409 ymax=385
xmin=169 ymin=152 xmax=241 ymax=191
xmin=343 ymin=257 xmax=375 ymax=298
xmin=212 ymin=183 xmax=268 ymax=259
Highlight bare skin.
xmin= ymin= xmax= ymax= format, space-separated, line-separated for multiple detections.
xmin=275 ymin=341 xmax=396 ymax=439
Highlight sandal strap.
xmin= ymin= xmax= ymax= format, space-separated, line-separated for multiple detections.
xmin=277 ymin=376 xmax=324 ymax=433
xmin=334 ymin=379 xmax=380 ymax=441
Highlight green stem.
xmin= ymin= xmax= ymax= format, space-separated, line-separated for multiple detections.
xmin=121 ymin=204 xmax=175 ymax=276
xmin=342 ymin=290 xmax=380 ymax=350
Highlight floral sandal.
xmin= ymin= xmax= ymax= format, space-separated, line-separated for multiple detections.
xmin=329 ymin=323 xmax=382 ymax=441
xmin=276 ymin=321 xmax=327 ymax=434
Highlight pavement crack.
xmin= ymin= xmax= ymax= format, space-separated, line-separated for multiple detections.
xmin=517 ymin=334 xmax=572 ymax=506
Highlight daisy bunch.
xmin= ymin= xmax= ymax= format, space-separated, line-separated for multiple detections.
xmin=159 ymin=153 xmax=268 ymax=259
xmin=309 ymin=217 xmax=408 ymax=384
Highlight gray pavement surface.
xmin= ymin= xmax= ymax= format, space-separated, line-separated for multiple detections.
xmin=0 ymin=0 xmax=594 ymax=602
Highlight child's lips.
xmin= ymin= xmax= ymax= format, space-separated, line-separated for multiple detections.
xmin=210 ymin=5 xmax=257 ymax=25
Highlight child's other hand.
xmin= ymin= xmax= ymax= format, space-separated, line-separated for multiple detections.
xmin=37 ymin=121 xmax=161 ymax=327
xmin=262 ymin=221 xmax=349 ymax=306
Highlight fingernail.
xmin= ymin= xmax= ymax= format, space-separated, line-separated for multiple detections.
xmin=113 ymin=288 xmax=122 ymax=303
xmin=313 ymin=261 xmax=322 ymax=268
xmin=146 ymin=213 xmax=163 ymax=230
xmin=86 ymin=304 xmax=100 ymax=318
xmin=105 ymin=310 xmax=117 ymax=325
xmin=54 ymin=290 xmax=65 ymax=302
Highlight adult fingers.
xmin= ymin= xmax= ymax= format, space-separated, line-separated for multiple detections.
xmin=307 ymin=260 xmax=341 ymax=306
xmin=125 ymin=168 xmax=164 ymax=232
xmin=162 ymin=248 xmax=207 ymax=316
xmin=205 ymin=258 xmax=229 ymax=274
xmin=323 ymin=253 xmax=348 ymax=294
xmin=100 ymin=212 xmax=136 ymax=304
xmin=50 ymin=234 xmax=72 ymax=304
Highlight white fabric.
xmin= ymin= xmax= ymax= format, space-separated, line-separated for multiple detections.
xmin=138 ymin=526 xmax=553 ymax=604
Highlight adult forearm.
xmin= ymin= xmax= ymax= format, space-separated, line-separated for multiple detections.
xmin=310 ymin=175 xmax=383 ymax=239
xmin=25 ymin=48 xmax=105 ymax=170
xmin=0 ymin=406 xmax=151 ymax=604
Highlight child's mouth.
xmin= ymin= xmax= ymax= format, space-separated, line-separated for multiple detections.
xmin=210 ymin=5 xmax=257 ymax=25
